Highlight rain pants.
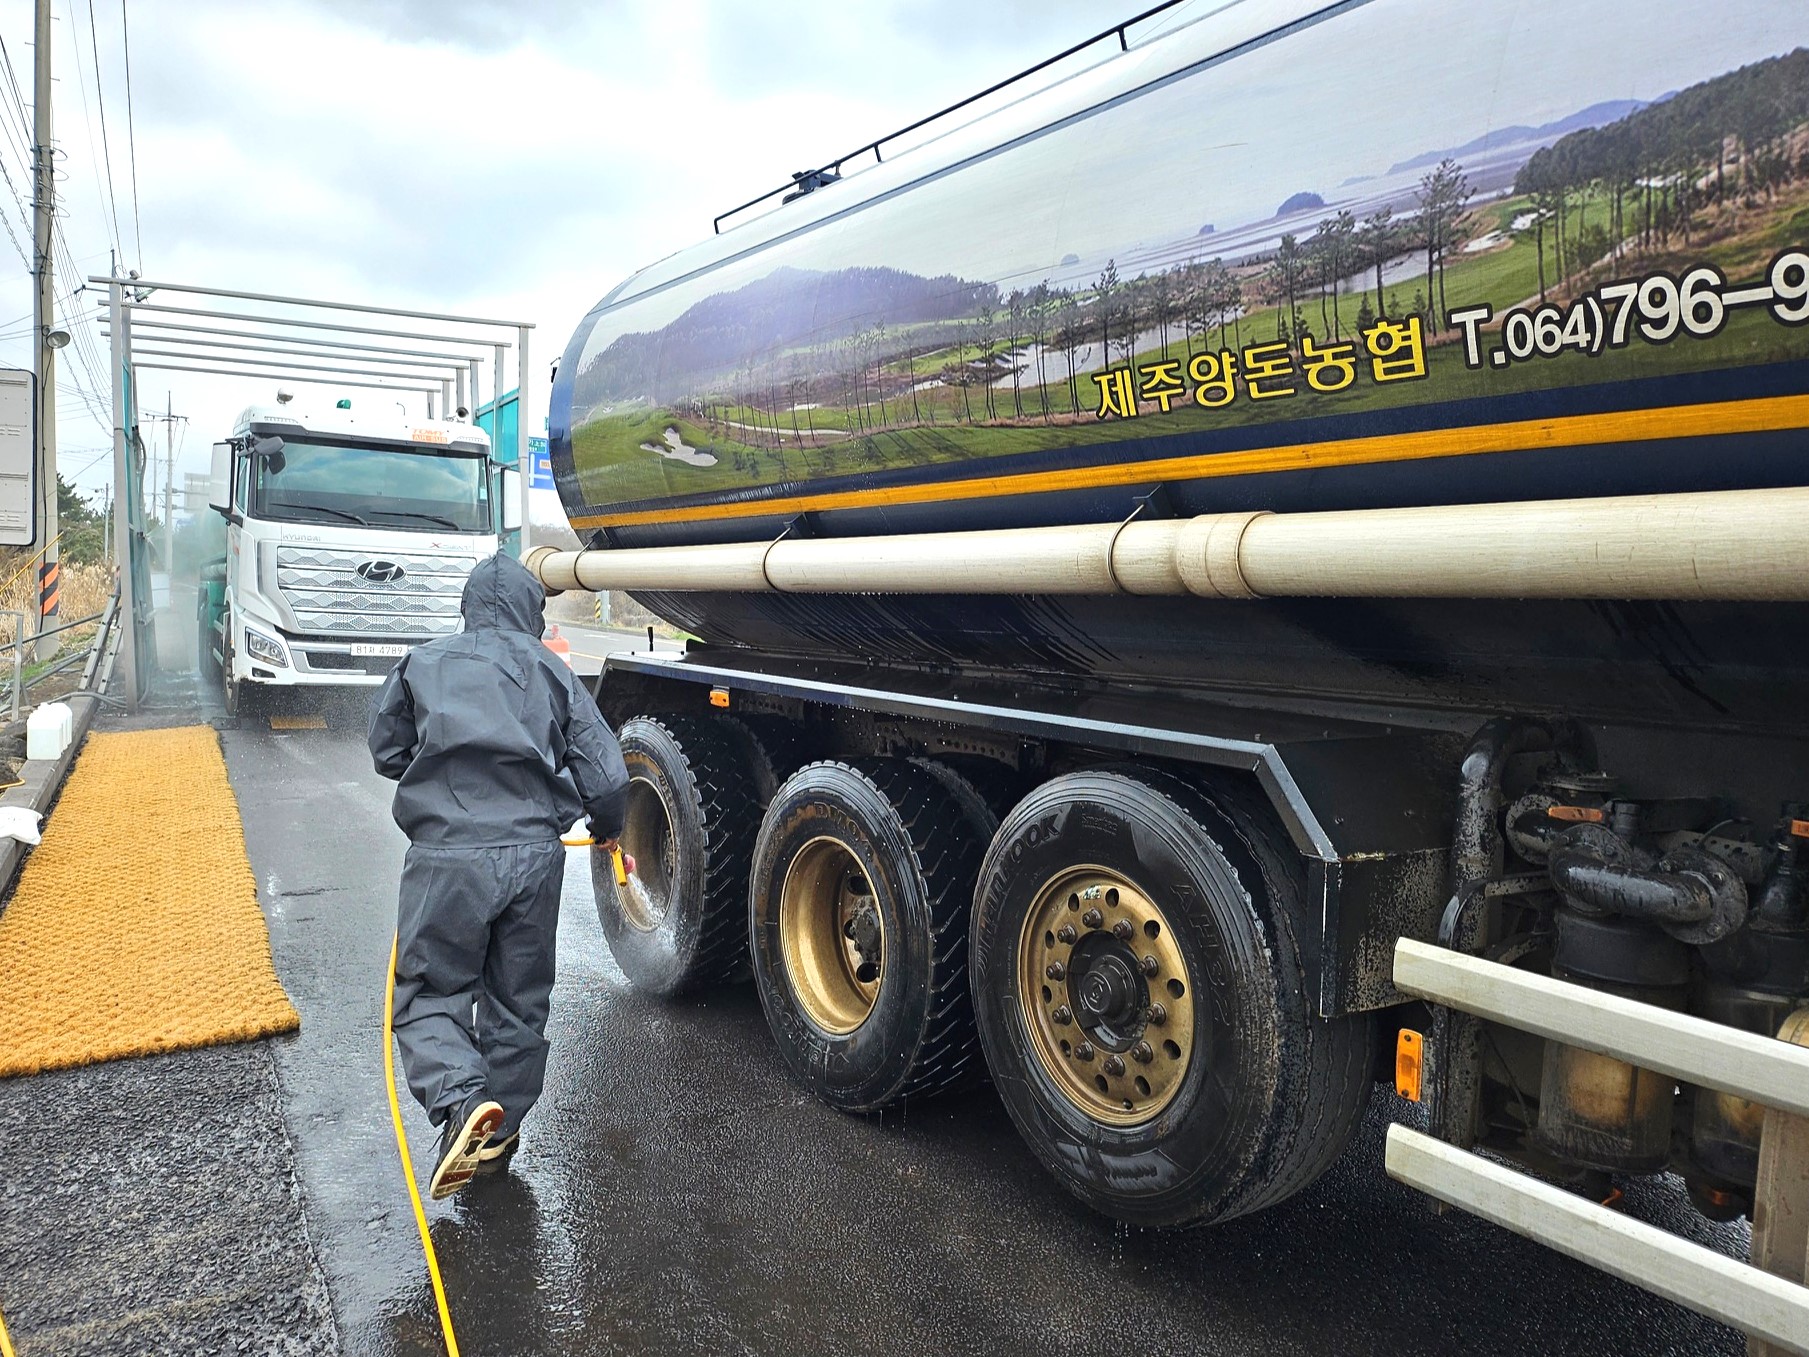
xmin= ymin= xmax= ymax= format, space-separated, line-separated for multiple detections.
xmin=370 ymin=552 xmax=628 ymax=1134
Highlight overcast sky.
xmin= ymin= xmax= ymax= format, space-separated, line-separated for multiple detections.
xmin=0 ymin=0 xmax=1119 ymax=504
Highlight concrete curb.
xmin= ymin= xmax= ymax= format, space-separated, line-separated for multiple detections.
xmin=0 ymin=690 xmax=103 ymax=896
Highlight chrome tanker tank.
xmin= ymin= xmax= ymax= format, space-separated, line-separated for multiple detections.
xmin=549 ymin=0 xmax=1809 ymax=742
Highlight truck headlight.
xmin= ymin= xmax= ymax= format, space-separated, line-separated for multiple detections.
xmin=244 ymin=627 xmax=289 ymax=667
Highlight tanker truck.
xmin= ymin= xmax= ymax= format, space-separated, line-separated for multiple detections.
xmin=531 ymin=1 xmax=1809 ymax=1342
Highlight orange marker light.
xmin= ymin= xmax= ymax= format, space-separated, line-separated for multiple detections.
xmin=1395 ymin=1028 xmax=1424 ymax=1102
xmin=709 ymin=687 xmax=731 ymax=709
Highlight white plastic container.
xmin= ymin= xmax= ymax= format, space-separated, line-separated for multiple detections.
xmin=26 ymin=701 xmax=71 ymax=761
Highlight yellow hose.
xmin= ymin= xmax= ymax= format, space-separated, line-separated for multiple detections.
xmin=0 ymin=1299 xmax=16 ymax=1357
xmin=558 ymin=836 xmax=630 ymax=887
xmin=384 ymin=933 xmax=462 ymax=1356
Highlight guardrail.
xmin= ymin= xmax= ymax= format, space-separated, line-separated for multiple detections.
xmin=1389 ymin=937 xmax=1809 ymax=1355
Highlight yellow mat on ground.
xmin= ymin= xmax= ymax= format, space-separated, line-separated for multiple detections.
xmin=0 ymin=725 xmax=299 ymax=1078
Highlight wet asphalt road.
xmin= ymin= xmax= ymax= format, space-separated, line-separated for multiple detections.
xmin=220 ymin=707 xmax=1751 ymax=1357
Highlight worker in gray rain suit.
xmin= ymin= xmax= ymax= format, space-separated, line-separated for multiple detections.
xmin=369 ymin=551 xmax=628 ymax=1199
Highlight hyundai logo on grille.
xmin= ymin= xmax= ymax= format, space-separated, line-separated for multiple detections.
xmin=356 ymin=559 xmax=407 ymax=585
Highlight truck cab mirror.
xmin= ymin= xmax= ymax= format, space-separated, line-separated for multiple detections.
xmin=250 ymin=435 xmax=286 ymax=475
xmin=208 ymin=442 xmax=233 ymax=514
xmin=499 ymin=466 xmax=523 ymax=534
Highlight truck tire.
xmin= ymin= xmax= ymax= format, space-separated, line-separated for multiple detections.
xmin=750 ymin=759 xmax=990 ymax=1111
xmin=593 ymin=715 xmax=763 ymax=995
xmin=196 ymin=598 xmax=222 ymax=687
xmin=969 ymin=769 xmax=1374 ymax=1228
xmin=219 ymin=616 xmax=262 ymax=720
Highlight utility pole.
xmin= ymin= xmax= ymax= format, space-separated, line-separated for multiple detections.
xmin=31 ymin=0 xmax=58 ymax=660
xmin=146 ymin=394 xmax=184 ymax=575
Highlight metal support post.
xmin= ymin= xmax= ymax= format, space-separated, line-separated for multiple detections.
xmin=455 ymin=367 xmax=466 ymax=417
xmin=492 ymin=345 xmax=504 ymax=428
xmin=108 ymin=276 xmax=138 ymax=710
xmin=516 ymin=325 xmax=531 ymax=555
xmin=2 ymin=609 xmax=24 ymax=720
xmin=162 ymin=394 xmax=177 ymax=575
xmin=442 ymin=378 xmax=453 ymax=417
xmin=468 ymin=358 xmax=480 ymax=414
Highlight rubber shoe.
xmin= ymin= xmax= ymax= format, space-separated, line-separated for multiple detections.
xmin=474 ymin=1131 xmax=519 ymax=1177
xmin=428 ymin=1097 xmax=505 ymax=1200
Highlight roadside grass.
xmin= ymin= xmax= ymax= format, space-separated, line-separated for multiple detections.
xmin=0 ymin=560 xmax=111 ymax=660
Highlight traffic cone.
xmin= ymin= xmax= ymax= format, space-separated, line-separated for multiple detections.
xmin=544 ymin=624 xmax=572 ymax=666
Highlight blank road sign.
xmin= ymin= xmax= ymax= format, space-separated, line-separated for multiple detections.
xmin=0 ymin=368 xmax=34 ymax=546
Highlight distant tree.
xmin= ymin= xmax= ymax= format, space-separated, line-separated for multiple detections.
xmin=976 ymin=302 xmax=998 ymax=421
xmin=953 ymin=320 xmax=976 ymax=424
xmin=1318 ymin=209 xmax=1356 ymax=339
xmin=1264 ymin=234 xmax=1309 ymax=345
xmin=1005 ymin=289 xmax=1027 ymax=420
xmin=1213 ymin=262 xmax=1243 ymax=347
xmin=1120 ymin=271 xmax=1146 ymax=367
xmin=869 ymin=321 xmax=890 ymax=429
xmin=1093 ymin=259 xmax=1120 ymax=365
xmin=1415 ymin=157 xmax=1472 ymax=327
xmin=1055 ymin=287 xmax=1082 ymax=414
xmin=786 ymin=360 xmax=806 ymax=442
xmin=1360 ymin=206 xmax=1396 ymax=317
xmin=1150 ymin=269 xmax=1176 ymax=355
xmin=1028 ymin=281 xmax=1053 ymax=422
xmin=57 ymin=476 xmax=107 ymax=565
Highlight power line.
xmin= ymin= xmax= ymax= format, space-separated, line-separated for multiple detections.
xmin=83 ymin=0 xmax=124 ymax=258
xmin=0 ymin=193 xmax=27 ymax=271
xmin=57 ymin=0 xmax=123 ymax=261
xmin=119 ymin=0 xmax=140 ymax=268
xmin=0 ymin=36 xmax=33 ymax=173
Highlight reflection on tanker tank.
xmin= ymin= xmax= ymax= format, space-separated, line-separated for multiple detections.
xmin=556 ymin=0 xmax=1809 ymax=545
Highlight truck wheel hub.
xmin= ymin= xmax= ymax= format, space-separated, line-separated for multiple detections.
xmin=1017 ymin=869 xmax=1196 ymax=1127
xmin=780 ymin=838 xmax=885 ymax=1035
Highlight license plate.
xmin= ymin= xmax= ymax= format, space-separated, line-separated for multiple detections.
xmin=350 ymin=643 xmax=408 ymax=658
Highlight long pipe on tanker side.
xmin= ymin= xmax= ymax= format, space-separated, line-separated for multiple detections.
xmin=526 ymin=487 xmax=1809 ymax=603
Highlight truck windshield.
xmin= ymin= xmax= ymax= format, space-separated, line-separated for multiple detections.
xmin=250 ymin=440 xmax=491 ymax=534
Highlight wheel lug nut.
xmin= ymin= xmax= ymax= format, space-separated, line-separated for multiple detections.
xmin=1052 ymin=1005 xmax=1072 ymax=1025
xmin=1147 ymin=1003 xmax=1167 ymax=1025
xmin=1075 ymin=1041 xmax=1095 ymax=1061
xmin=1140 ymin=955 xmax=1160 ymax=977
xmin=1056 ymin=924 xmax=1077 ymax=944
xmin=1082 ymin=908 xmax=1104 ymax=929
xmin=1132 ymin=1041 xmax=1154 ymax=1064
xmin=1112 ymin=919 xmax=1133 ymax=941
xmin=1102 ymin=1054 xmax=1126 ymax=1076
xmin=1045 ymin=960 xmax=1066 ymax=981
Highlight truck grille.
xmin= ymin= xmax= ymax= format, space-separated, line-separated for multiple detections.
xmin=275 ymin=546 xmax=473 ymax=637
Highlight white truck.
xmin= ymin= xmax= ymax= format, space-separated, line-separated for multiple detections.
xmin=201 ymin=399 xmax=521 ymax=714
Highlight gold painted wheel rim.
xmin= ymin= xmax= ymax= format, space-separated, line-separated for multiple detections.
xmin=778 ymin=837 xmax=884 ymax=1036
xmin=617 ymin=775 xmax=676 ymax=932
xmin=1017 ymin=867 xmax=1195 ymax=1127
